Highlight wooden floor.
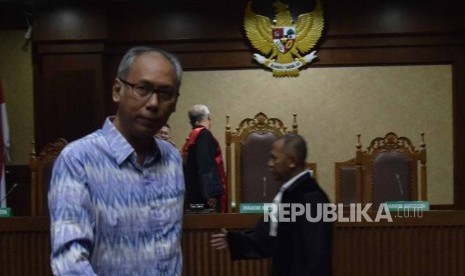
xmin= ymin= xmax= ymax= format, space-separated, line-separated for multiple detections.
xmin=1 ymin=211 xmax=465 ymax=276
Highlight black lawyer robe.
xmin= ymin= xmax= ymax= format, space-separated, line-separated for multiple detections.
xmin=227 ymin=171 xmax=333 ymax=276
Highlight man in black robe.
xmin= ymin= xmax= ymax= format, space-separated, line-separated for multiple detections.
xmin=210 ymin=134 xmax=332 ymax=275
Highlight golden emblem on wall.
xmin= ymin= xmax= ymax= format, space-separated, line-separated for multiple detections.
xmin=244 ymin=0 xmax=324 ymax=77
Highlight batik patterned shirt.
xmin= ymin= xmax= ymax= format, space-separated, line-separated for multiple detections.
xmin=49 ymin=117 xmax=185 ymax=275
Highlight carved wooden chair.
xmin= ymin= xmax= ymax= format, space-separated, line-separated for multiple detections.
xmin=355 ymin=132 xmax=427 ymax=208
xmin=29 ymin=138 xmax=68 ymax=216
xmin=335 ymin=158 xmax=361 ymax=206
xmin=225 ymin=112 xmax=316 ymax=212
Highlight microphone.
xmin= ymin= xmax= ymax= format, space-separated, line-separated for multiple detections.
xmin=0 ymin=183 xmax=19 ymax=206
xmin=263 ymin=177 xmax=267 ymax=198
xmin=395 ymin=174 xmax=404 ymax=196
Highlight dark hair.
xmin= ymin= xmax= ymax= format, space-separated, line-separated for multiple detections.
xmin=117 ymin=46 xmax=183 ymax=90
xmin=280 ymin=133 xmax=307 ymax=166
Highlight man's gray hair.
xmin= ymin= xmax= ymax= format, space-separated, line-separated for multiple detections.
xmin=116 ymin=46 xmax=183 ymax=90
xmin=188 ymin=104 xmax=210 ymax=127
xmin=280 ymin=133 xmax=308 ymax=166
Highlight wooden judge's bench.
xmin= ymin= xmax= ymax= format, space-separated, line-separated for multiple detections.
xmin=1 ymin=211 xmax=465 ymax=276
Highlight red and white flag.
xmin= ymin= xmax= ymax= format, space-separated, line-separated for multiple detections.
xmin=0 ymin=80 xmax=10 ymax=208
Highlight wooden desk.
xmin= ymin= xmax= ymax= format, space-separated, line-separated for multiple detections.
xmin=1 ymin=211 xmax=465 ymax=276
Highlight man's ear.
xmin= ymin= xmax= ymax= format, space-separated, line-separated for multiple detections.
xmin=112 ymin=79 xmax=122 ymax=102
xmin=288 ymin=154 xmax=298 ymax=168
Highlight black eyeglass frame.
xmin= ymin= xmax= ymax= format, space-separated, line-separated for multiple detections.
xmin=118 ymin=78 xmax=178 ymax=101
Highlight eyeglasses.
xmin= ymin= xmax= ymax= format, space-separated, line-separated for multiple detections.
xmin=118 ymin=78 xmax=178 ymax=101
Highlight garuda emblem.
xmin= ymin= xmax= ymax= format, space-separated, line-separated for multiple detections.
xmin=244 ymin=0 xmax=324 ymax=77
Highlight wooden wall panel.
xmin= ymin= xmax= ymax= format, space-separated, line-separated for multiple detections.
xmin=1 ymin=213 xmax=465 ymax=275
xmin=333 ymin=225 xmax=465 ymax=276
xmin=32 ymin=4 xmax=107 ymax=41
xmin=452 ymin=49 xmax=465 ymax=209
xmin=34 ymin=53 xmax=105 ymax=150
xmin=0 ymin=217 xmax=51 ymax=276
xmin=107 ymin=2 xmax=245 ymax=42
xmin=323 ymin=0 xmax=465 ymax=36
xmin=23 ymin=0 xmax=465 ymax=210
xmin=182 ymin=230 xmax=271 ymax=276
xmin=30 ymin=1 xmax=465 ymax=42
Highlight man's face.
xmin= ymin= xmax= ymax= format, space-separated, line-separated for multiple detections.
xmin=268 ymin=138 xmax=293 ymax=181
xmin=156 ymin=126 xmax=171 ymax=140
xmin=113 ymin=52 xmax=178 ymax=140
xmin=204 ymin=115 xmax=212 ymax=130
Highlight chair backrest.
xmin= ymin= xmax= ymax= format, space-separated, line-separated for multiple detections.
xmin=225 ymin=112 xmax=297 ymax=212
xmin=356 ymin=132 xmax=427 ymax=208
xmin=335 ymin=158 xmax=361 ymax=205
xmin=29 ymin=138 xmax=68 ymax=216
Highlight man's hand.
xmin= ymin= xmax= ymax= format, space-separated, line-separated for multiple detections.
xmin=210 ymin=228 xmax=228 ymax=250
xmin=206 ymin=197 xmax=217 ymax=208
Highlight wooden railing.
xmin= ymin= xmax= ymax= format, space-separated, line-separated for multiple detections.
xmin=1 ymin=211 xmax=465 ymax=275
xmin=0 ymin=217 xmax=51 ymax=276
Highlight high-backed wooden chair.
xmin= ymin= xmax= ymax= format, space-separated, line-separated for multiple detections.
xmin=29 ymin=138 xmax=68 ymax=216
xmin=335 ymin=137 xmax=363 ymax=205
xmin=356 ymin=132 xmax=427 ymax=208
xmin=225 ymin=112 xmax=296 ymax=212
xmin=225 ymin=112 xmax=316 ymax=212
xmin=335 ymin=158 xmax=361 ymax=206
